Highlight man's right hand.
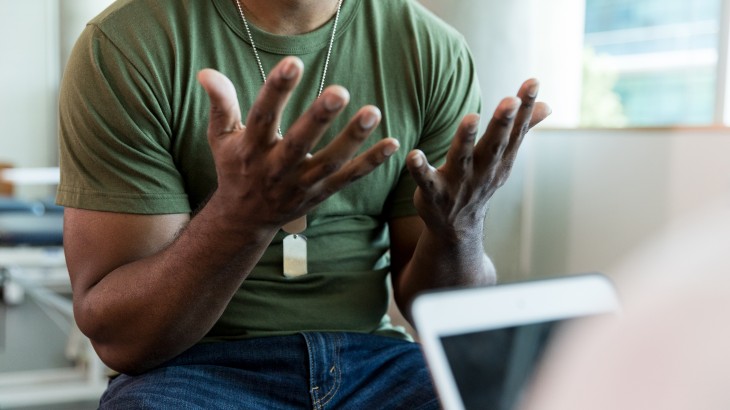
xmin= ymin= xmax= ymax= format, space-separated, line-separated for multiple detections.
xmin=197 ymin=56 xmax=399 ymax=232
xmin=65 ymin=57 xmax=398 ymax=375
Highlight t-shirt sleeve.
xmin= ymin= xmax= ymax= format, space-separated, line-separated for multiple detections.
xmin=385 ymin=36 xmax=482 ymax=219
xmin=56 ymin=24 xmax=190 ymax=214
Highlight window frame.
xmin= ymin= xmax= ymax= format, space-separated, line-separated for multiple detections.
xmin=580 ymin=0 xmax=730 ymax=129
xmin=714 ymin=0 xmax=730 ymax=124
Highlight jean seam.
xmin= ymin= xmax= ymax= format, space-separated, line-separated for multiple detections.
xmin=316 ymin=333 xmax=342 ymax=408
xmin=305 ymin=334 xmax=321 ymax=410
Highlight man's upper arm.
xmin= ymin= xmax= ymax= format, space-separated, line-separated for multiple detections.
xmin=388 ymin=215 xmax=424 ymax=282
xmin=63 ymin=208 xmax=189 ymax=295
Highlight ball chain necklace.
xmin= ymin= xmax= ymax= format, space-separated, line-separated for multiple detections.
xmin=234 ymin=0 xmax=343 ymax=137
xmin=234 ymin=0 xmax=344 ymax=278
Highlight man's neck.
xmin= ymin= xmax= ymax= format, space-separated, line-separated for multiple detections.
xmin=237 ymin=0 xmax=341 ymax=35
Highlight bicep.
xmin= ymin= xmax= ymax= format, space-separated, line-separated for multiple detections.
xmin=63 ymin=208 xmax=189 ymax=294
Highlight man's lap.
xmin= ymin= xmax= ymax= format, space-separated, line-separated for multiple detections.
xmin=100 ymin=332 xmax=439 ymax=409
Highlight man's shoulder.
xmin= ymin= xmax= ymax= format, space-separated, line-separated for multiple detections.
xmin=90 ymin=0 xmax=176 ymax=26
xmin=81 ymin=0 xmax=211 ymax=65
xmin=87 ymin=0 xmax=205 ymax=40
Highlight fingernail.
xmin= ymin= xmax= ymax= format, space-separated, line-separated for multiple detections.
xmin=467 ymin=119 xmax=479 ymax=134
xmin=527 ymin=82 xmax=539 ymax=98
xmin=323 ymin=93 xmax=344 ymax=111
xmin=359 ymin=111 xmax=379 ymax=129
xmin=412 ymin=155 xmax=424 ymax=167
xmin=282 ymin=59 xmax=301 ymax=79
xmin=383 ymin=141 xmax=399 ymax=156
xmin=506 ymin=99 xmax=521 ymax=118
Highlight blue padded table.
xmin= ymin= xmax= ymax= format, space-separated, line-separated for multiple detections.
xmin=0 ymin=197 xmax=63 ymax=246
xmin=0 ymin=197 xmax=107 ymax=408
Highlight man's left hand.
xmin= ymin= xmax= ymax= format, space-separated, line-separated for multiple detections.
xmin=406 ymin=79 xmax=551 ymax=239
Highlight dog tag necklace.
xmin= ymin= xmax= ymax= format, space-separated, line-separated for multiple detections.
xmin=235 ymin=0 xmax=344 ymax=277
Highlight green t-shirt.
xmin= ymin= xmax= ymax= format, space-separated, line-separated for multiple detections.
xmin=58 ymin=0 xmax=481 ymax=341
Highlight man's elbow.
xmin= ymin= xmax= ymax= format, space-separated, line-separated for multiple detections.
xmin=74 ymin=298 xmax=163 ymax=375
xmin=90 ymin=339 xmax=163 ymax=375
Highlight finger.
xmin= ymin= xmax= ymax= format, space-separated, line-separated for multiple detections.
xmin=406 ymin=149 xmax=442 ymax=202
xmin=513 ymin=79 xmax=539 ymax=140
xmin=474 ymin=97 xmax=521 ymax=177
xmin=300 ymin=105 xmax=381 ymax=184
xmin=276 ymin=85 xmax=351 ymax=166
xmin=312 ymin=138 xmax=400 ymax=202
xmin=530 ymin=102 xmax=552 ymax=128
xmin=245 ymin=56 xmax=303 ymax=144
xmin=502 ymin=80 xmax=539 ymax=164
xmin=197 ymin=69 xmax=243 ymax=140
xmin=442 ymin=113 xmax=480 ymax=181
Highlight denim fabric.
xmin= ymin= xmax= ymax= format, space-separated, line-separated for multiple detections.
xmin=99 ymin=332 xmax=439 ymax=409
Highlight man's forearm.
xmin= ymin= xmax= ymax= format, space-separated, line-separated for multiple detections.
xmin=76 ymin=192 xmax=278 ymax=374
xmin=393 ymin=225 xmax=496 ymax=320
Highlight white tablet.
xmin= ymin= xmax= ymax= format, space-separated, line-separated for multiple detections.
xmin=412 ymin=273 xmax=619 ymax=410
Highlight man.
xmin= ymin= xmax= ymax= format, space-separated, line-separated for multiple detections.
xmin=58 ymin=0 xmax=549 ymax=407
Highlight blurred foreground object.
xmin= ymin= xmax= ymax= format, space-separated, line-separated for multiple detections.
xmin=521 ymin=194 xmax=730 ymax=410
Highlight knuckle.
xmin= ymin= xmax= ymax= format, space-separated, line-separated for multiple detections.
xmin=433 ymin=191 xmax=449 ymax=206
xmin=502 ymin=159 xmax=516 ymax=175
xmin=315 ymin=187 xmax=336 ymax=202
xmin=310 ymin=110 xmax=333 ymax=125
xmin=349 ymin=129 xmax=369 ymax=143
xmin=285 ymin=138 xmax=309 ymax=157
xmin=496 ymin=116 xmax=513 ymax=128
xmin=269 ymin=76 xmax=292 ymax=93
xmin=422 ymin=178 xmax=436 ymax=191
xmin=251 ymin=107 xmax=276 ymax=126
xmin=359 ymin=152 xmax=381 ymax=168
xmin=347 ymin=168 xmax=369 ymax=183
xmin=321 ymin=161 xmax=341 ymax=175
xmin=264 ymin=168 xmax=284 ymax=185
xmin=460 ymin=155 xmax=473 ymax=168
xmin=520 ymin=122 xmax=530 ymax=136
xmin=491 ymin=142 xmax=507 ymax=156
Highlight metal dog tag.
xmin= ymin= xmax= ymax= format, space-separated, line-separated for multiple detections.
xmin=283 ymin=234 xmax=308 ymax=278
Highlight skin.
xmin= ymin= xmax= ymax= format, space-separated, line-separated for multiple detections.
xmin=236 ymin=0 xmax=342 ymax=35
xmin=63 ymin=2 xmax=551 ymax=375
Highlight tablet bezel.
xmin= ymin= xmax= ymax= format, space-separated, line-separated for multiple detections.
xmin=412 ymin=273 xmax=619 ymax=410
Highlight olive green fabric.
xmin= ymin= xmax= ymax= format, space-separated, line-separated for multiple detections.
xmin=58 ymin=0 xmax=481 ymax=341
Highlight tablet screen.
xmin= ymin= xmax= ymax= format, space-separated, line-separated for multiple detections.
xmin=440 ymin=320 xmax=561 ymax=410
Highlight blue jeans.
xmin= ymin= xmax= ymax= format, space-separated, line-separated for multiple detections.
xmin=100 ymin=332 xmax=439 ymax=409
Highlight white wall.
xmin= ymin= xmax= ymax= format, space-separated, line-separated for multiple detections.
xmin=526 ymin=128 xmax=730 ymax=281
xmin=0 ymin=0 xmax=60 ymax=170
xmin=4 ymin=1 xmax=727 ymax=283
xmin=0 ymin=0 xmax=113 ymax=198
xmin=419 ymin=0 xmax=585 ymax=127
xmin=420 ymin=0 xmax=586 ymax=279
xmin=421 ymin=1 xmax=730 ymax=284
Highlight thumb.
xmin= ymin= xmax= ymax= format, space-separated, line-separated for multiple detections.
xmin=197 ymin=69 xmax=242 ymax=139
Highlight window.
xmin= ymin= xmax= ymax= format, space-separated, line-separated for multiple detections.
xmin=581 ymin=0 xmax=725 ymax=127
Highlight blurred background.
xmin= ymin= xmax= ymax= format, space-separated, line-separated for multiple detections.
xmin=2 ymin=0 xmax=729 ymax=408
